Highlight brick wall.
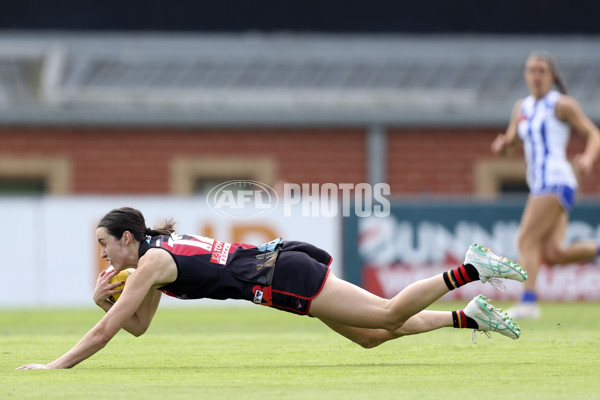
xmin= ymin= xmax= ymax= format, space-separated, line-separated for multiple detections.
xmin=0 ymin=127 xmax=365 ymax=194
xmin=0 ymin=126 xmax=598 ymax=195
xmin=387 ymin=127 xmax=599 ymax=195
xmin=388 ymin=128 xmax=499 ymax=194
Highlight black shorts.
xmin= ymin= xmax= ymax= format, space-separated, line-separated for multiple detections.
xmin=270 ymin=241 xmax=332 ymax=316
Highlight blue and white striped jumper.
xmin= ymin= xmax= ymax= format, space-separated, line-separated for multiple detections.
xmin=517 ymin=90 xmax=577 ymax=211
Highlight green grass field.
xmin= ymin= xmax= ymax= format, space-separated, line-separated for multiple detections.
xmin=2 ymin=302 xmax=599 ymax=400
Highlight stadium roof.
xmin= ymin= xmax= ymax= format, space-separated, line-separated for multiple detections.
xmin=1 ymin=32 xmax=599 ymax=127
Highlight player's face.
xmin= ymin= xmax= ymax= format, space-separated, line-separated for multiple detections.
xmin=524 ymin=57 xmax=554 ymax=98
xmin=96 ymin=227 xmax=133 ymax=271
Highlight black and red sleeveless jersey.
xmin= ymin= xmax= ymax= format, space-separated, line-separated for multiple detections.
xmin=138 ymin=234 xmax=283 ymax=302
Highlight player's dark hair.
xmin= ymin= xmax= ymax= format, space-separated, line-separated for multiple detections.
xmin=97 ymin=207 xmax=176 ymax=242
xmin=528 ymin=50 xmax=568 ymax=94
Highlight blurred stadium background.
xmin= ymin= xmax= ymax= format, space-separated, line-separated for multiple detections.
xmin=1 ymin=1 xmax=600 ymax=307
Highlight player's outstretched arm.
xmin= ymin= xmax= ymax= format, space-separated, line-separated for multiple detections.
xmin=492 ymin=99 xmax=523 ymax=155
xmin=17 ymin=250 xmax=176 ymax=369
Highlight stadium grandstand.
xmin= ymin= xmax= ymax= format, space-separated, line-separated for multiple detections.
xmin=1 ymin=33 xmax=599 ymax=127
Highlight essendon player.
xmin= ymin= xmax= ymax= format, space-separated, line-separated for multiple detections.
xmin=19 ymin=207 xmax=527 ymax=369
xmin=142 ymin=233 xmax=332 ymax=315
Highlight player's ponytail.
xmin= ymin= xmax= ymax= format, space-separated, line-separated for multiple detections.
xmin=145 ymin=219 xmax=176 ymax=237
xmin=554 ymin=73 xmax=568 ymax=95
xmin=98 ymin=207 xmax=176 ymax=242
xmin=528 ymin=50 xmax=568 ymax=94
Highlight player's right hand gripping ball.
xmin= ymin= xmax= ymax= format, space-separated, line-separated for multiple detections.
xmin=108 ymin=268 xmax=135 ymax=303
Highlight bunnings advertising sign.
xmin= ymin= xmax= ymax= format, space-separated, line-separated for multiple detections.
xmin=343 ymin=199 xmax=600 ymax=301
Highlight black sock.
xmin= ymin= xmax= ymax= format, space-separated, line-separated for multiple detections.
xmin=452 ymin=310 xmax=478 ymax=329
xmin=443 ymin=264 xmax=480 ymax=290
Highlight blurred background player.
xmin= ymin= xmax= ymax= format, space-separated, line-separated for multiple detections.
xmin=491 ymin=50 xmax=600 ymax=319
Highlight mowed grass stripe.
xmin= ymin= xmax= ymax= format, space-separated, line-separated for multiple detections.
xmin=1 ymin=302 xmax=599 ymax=399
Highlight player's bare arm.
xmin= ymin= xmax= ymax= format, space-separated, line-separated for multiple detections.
xmin=17 ymin=248 xmax=175 ymax=369
xmin=556 ymin=95 xmax=600 ymax=174
xmin=93 ymin=254 xmax=169 ymax=336
xmin=492 ymin=99 xmax=523 ymax=155
xmin=120 ymin=249 xmax=178 ymax=336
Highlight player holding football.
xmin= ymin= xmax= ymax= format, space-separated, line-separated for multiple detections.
xmin=18 ymin=207 xmax=527 ymax=369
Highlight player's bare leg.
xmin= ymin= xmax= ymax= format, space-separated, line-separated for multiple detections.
xmin=542 ymin=211 xmax=598 ymax=265
xmin=320 ymin=310 xmax=452 ymax=348
xmin=310 ymin=244 xmax=526 ymax=331
xmin=310 ymin=244 xmax=526 ymax=342
xmin=310 ymin=273 xmax=449 ymax=331
xmin=319 ymin=296 xmax=521 ymax=348
xmin=512 ymin=195 xmax=598 ymax=319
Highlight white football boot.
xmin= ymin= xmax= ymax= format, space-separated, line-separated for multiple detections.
xmin=464 ymin=243 xmax=528 ymax=291
xmin=464 ymin=295 xmax=521 ymax=342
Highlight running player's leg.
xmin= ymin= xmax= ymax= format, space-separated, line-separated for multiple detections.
xmin=511 ymin=195 xmax=567 ymax=319
xmin=518 ymin=195 xmax=563 ymax=292
xmin=542 ymin=210 xmax=598 ymax=264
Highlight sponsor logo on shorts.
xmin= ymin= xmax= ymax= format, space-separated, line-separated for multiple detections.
xmin=210 ymin=241 xmax=231 ymax=265
xmin=253 ymin=289 xmax=264 ymax=304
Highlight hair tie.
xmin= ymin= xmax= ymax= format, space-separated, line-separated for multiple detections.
xmin=145 ymin=227 xmax=153 ymax=236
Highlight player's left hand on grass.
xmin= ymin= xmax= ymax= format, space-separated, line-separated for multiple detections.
xmin=16 ymin=363 xmax=55 ymax=370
